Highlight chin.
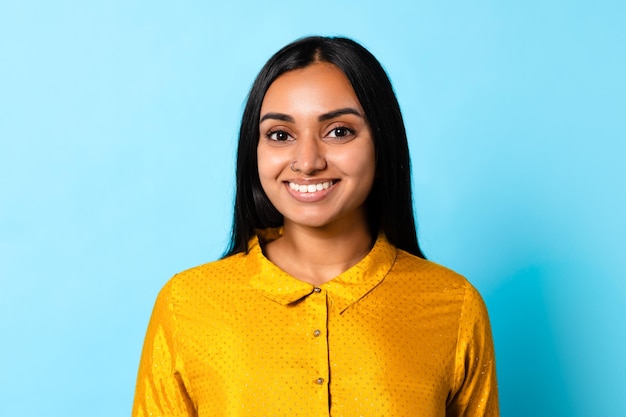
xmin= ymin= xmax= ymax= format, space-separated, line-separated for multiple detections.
xmin=288 ymin=219 xmax=334 ymax=229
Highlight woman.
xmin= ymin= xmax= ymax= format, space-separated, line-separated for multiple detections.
xmin=133 ymin=36 xmax=499 ymax=416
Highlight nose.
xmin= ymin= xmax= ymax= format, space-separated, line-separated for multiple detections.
xmin=294 ymin=134 xmax=327 ymax=175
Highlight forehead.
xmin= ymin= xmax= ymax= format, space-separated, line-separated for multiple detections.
xmin=261 ymin=63 xmax=362 ymax=113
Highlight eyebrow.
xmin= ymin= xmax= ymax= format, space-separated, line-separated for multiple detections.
xmin=259 ymin=112 xmax=294 ymax=123
xmin=259 ymin=107 xmax=363 ymax=123
xmin=318 ymin=107 xmax=363 ymax=121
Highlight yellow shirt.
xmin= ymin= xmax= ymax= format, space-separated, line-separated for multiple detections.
xmin=133 ymin=231 xmax=498 ymax=416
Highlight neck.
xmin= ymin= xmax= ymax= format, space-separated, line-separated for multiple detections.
xmin=264 ymin=217 xmax=374 ymax=286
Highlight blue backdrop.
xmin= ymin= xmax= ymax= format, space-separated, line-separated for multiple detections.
xmin=1 ymin=1 xmax=624 ymax=416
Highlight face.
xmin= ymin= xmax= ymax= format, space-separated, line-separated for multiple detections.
xmin=257 ymin=62 xmax=375 ymax=231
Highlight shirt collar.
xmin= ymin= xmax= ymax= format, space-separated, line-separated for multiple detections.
xmin=247 ymin=229 xmax=397 ymax=313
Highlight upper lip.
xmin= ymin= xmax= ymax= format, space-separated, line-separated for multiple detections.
xmin=285 ymin=178 xmax=337 ymax=185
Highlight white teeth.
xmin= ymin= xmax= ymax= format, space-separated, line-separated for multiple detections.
xmin=289 ymin=181 xmax=333 ymax=193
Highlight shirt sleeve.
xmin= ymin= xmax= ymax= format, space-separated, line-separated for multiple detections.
xmin=132 ymin=279 xmax=196 ymax=417
xmin=447 ymin=282 xmax=499 ymax=417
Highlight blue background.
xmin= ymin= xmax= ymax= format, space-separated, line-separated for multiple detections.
xmin=1 ymin=1 xmax=624 ymax=416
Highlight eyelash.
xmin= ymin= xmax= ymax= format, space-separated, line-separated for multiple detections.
xmin=327 ymin=126 xmax=355 ymax=139
xmin=265 ymin=126 xmax=356 ymax=142
xmin=266 ymin=129 xmax=292 ymax=142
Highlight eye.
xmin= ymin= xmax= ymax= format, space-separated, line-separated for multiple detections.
xmin=327 ymin=126 xmax=355 ymax=139
xmin=267 ymin=129 xmax=292 ymax=141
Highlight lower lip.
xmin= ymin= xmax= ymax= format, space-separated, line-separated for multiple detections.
xmin=285 ymin=182 xmax=336 ymax=202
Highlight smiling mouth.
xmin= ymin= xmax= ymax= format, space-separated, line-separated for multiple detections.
xmin=288 ymin=180 xmax=337 ymax=193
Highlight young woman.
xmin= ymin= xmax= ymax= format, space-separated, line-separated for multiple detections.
xmin=133 ymin=36 xmax=499 ymax=416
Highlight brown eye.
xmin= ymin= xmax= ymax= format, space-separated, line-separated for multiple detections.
xmin=327 ymin=127 xmax=355 ymax=139
xmin=268 ymin=130 xmax=291 ymax=141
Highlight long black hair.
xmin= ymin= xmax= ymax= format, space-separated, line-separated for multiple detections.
xmin=223 ymin=36 xmax=425 ymax=259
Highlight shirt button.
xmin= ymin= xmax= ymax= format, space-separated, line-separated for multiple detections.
xmin=313 ymin=287 xmax=322 ymax=293
xmin=315 ymin=377 xmax=324 ymax=385
xmin=313 ymin=329 xmax=321 ymax=337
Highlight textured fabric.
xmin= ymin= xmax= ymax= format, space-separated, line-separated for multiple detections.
xmin=132 ymin=230 xmax=498 ymax=416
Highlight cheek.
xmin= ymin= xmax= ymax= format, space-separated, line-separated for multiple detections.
xmin=353 ymin=142 xmax=376 ymax=196
xmin=344 ymin=141 xmax=375 ymax=179
xmin=360 ymin=145 xmax=376 ymax=177
xmin=257 ymin=146 xmax=285 ymax=187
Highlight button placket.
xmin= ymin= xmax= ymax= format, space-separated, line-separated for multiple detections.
xmin=307 ymin=286 xmax=329 ymax=394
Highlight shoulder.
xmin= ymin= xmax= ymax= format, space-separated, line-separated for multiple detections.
xmin=162 ymin=252 xmax=251 ymax=306
xmin=390 ymin=249 xmax=471 ymax=292
xmin=385 ymin=250 xmax=490 ymax=315
xmin=175 ymin=252 xmax=248 ymax=280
